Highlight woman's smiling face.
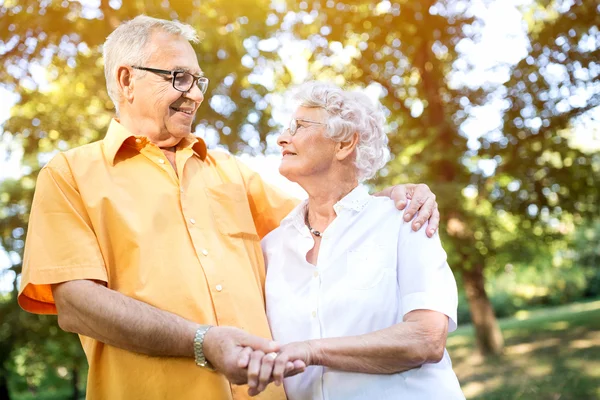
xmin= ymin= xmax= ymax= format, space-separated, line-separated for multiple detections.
xmin=277 ymin=107 xmax=338 ymax=183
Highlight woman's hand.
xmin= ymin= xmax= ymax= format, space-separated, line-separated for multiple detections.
xmin=269 ymin=341 xmax=313 ymax=387
xmin=237 ymin=344 xmax=308 ymax=396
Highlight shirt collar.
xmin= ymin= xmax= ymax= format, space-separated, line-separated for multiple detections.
xmin=281 ymin=200 xmax=309 ymax=234
xmin=178 ymin=133 xmax=208 ymax=160
xmin=281 ymin=185 xmax=371 ymax=233
xmin=333 ymin=184 xmax=371 ymax=214
xmin=103 ymin=118 xmax=207 ymax=165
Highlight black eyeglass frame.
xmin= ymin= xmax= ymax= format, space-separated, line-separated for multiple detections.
xmin=131 ymin=66 xmax=209 ymax=94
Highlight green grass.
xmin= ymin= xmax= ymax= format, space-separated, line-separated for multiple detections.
xmin=448 ymin=298 xmax=600 ymax=400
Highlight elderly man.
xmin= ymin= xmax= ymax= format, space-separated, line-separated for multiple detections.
xmin=18 ymin=15 xmax=440 ymax=400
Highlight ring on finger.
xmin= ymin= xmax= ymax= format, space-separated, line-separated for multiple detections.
xmin=266 ymin=352 xmax=277 ymax=361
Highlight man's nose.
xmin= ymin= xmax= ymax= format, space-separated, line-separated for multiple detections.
xmin=184 ymin=83 xmax=204 ymax=103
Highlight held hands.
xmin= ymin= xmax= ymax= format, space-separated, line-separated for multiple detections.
xmin=202 ymin=326 xmax=284 ymax=385
xmin=202 ymin=326 xmax=307 ymax=391
xmin=237 ymin=341 xmax=314 ymax=396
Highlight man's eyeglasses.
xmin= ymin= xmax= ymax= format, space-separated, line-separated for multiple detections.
xmin=132 ymin=66 xmax=209 ymax=94
xmin=286 ymin=118 xmax=327 ymax=136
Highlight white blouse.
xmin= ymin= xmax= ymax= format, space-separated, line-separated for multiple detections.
xmin=262 ymin=185 xmax=464 ymax=400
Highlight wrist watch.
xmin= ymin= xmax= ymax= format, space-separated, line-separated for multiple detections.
xmin=193 ymin=324 xmax=215 ymax=370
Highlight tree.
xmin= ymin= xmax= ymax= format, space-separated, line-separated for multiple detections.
xmin=275 ymin=0 xmax=599 ymax=355
xmin=275 ymin=0 xmax=505 ymax=355
xmin=485 ymin=0 xmax=600 ymax=223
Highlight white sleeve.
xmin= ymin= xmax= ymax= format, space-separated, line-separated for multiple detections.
xmin=396 ymin=211 xmax=459 ymax=332
xmin=261 ymin=231 xmax=274 ymax=271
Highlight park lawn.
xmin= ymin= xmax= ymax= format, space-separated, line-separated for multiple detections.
xmin=448 ymin=298 xmax=600 ymax=400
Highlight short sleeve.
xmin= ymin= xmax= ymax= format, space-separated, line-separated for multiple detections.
xmin=396 ymin=209 xmax=458 ymax=332
xmin=18 ymin=154 xmax=108 ymax=315
xmin=235 ymin=158 xmax=299 ymax=239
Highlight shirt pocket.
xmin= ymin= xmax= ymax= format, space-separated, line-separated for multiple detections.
xmin=347 ymin=244 xmax=393 ymax=290
xmin=205 ymin=183 xmax=259 ymax=240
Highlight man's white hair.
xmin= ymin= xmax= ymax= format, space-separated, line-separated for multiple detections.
xmin=103 ymin=15 xmax=199 ymax=113
xmin=291 ymin=81 xmax=391 ymax=182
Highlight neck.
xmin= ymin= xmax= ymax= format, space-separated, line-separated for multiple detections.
xmin=117 ymin=112 xmax=182 ymax=148
xmin=302 ymin=170 xmax=359 ymax=232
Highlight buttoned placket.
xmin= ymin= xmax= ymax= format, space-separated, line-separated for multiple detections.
xmin=176 ymin=148 xmax=212 ymax=270
xmin=313 ymin=232 xmax=327 ymax=400
xmin=140 ymin=142 xmax=217 ymax=299
xmin=187 ymin=156 xmax=237 ymax=326
xmin=298 ymin=210 xmax=341 ymax=400
xmin=136 ymin=140 xmax=179 ymax=184
xmin=312 ymin=206 xmax=351 ymax=400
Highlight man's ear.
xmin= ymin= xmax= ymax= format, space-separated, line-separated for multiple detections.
xmin=335 ymin=132 xmax=359 ymax=161
xmin=116 ymin=66 xmax=135 ymax=102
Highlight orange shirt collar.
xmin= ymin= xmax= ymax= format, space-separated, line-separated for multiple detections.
xmin=104 ymin=118 xmax=207 ymax=165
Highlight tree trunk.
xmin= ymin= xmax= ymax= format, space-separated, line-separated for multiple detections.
xmin=462 ymin=264 xmax=504 ymax=355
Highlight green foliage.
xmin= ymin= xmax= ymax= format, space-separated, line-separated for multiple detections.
xmin=458 ymin=263 xmax=590 ymax=324
xmin=0 ymin=0 xmax=282 ymax=152
xmin=483 ymin=0 xmax=600 ymax=223
xmin=570 ymin=220 xmax=600 ymax=297
xmin=457 ymin=221 xmax=600 ymax=324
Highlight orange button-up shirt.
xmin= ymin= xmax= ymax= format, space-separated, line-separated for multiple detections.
xmin=18 ymin=119 xmax=298 ymax=400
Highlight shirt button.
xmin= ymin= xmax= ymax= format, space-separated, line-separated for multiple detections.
xmin=189 ymin=218 xmax=196 ymax=224
xmin=158 ymin=159 xmax=165 ymax=164
xmin=313 ymin=271 xmax=319 ymax=278
xmin=312 ymin=311 xmax=317 ymax=318
xmin=216 ymin=284 xmax=223 ymax=292
xmin=180 ymin=188 xmax=184 ymax=193
xmin=201 ymin=249 xmax=208 ymax=256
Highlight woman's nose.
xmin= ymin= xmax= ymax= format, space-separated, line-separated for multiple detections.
xmin=277 ymin=129 xmax=291 ymax=147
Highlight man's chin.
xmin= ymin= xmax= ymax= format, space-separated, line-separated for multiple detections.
xmin=168 ymin=124 xmax=194 ymax=138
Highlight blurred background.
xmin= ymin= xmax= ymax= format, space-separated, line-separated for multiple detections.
xmin=0 ymin=0 xmax=599 ymax=399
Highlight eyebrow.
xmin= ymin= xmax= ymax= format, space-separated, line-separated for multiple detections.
xmin=296 ymin=118 xmax=325 ymax=124
xmin=172 ymin=65 xmax=204 ymax=77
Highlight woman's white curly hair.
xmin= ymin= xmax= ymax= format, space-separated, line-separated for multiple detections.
xmin=291 ymin=81 xmax=391 ymax=182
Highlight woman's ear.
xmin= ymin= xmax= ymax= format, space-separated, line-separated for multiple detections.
xmin=116 ymin=66 xmax=135 ymax=102
xmin=335 ymin=132 xmax=359 ymax=161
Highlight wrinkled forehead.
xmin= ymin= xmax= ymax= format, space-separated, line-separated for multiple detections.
xmin=145 ymin=30 xmax=203 ymax=75
xmin=292 ymin=106 xmax=329 ymax=122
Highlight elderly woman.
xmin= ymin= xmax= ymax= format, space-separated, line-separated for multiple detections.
xmin=240 ymin=81 xmax=464 ymax=399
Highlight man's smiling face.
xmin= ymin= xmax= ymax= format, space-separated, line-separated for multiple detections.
xmin=130 ymin=30 xmax=204 ymax=140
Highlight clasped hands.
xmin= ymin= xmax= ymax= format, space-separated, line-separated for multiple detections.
xmin=203 ymin=327 xmax=312 ymax=396
xmin=238 ymin=341 xmax=314 ymax=396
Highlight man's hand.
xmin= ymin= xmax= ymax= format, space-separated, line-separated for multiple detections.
xmin=202 ymin=326 xmax=279 ymax=385
xmin=238 ymin=342 xmax=312 ymax=396
xmin=376 ymin=183 xmax=440 ymax=237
